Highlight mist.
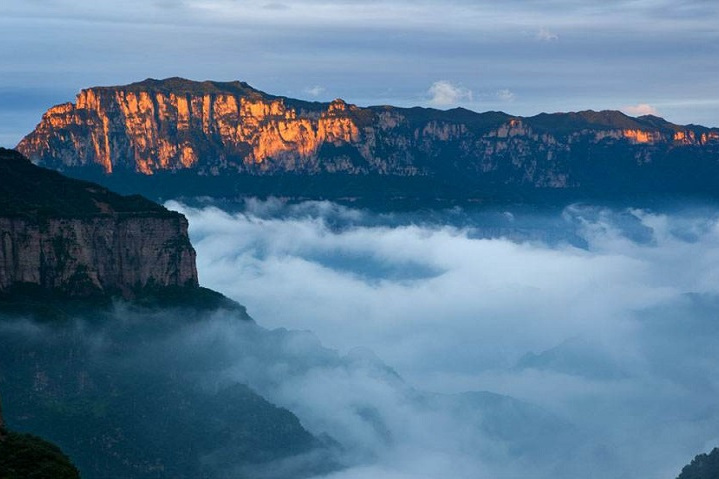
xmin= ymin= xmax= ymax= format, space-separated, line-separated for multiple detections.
xmin=3 ymin=200 xmax=719 ymax=478
xmin=163 ymin=199 xmax=719 ymax=478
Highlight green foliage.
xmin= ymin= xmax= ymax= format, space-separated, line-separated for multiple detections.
xmin=677 ymin=447 xmax=719 ymax=479
xmin=0 ymin=311 xmax=319 ymax=479
xmin=0 ymin=148 xmax=173 ymax=219
xmin=0 ymin=431 xmax=80 ymax=479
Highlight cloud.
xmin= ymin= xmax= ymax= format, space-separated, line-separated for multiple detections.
xmin=5 ymin=199 xmax=719 ymax=478
xmin=496 ymin=88 xmax=516 ymax=102
xmin=262 ymin=2 xmax=290 ymax=10
xmin=427 ymin=81 xmax=473 ymax=107
xmin=2 ymin=0 xmax=719 ymax=148
xmin=622 ymin=103 xmax=659 ymax=116
xmin=159 ymin=199 xmax=719 ymax=478
xmin=304 ymin=85 xmax=326 ymax=97
xmin=536 ymin=27 xmax=559 ymax=41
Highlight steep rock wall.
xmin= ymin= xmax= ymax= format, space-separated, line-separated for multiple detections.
xmin=0 ymin=216 xmax=197 ymax=297
xmin=0 ymin=148 xmax=198 ymax=299
xmin=16 ymin=78 xmax=719 ymax=195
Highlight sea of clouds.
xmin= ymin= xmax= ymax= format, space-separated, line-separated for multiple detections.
xmin=159 ymin=199 xmax=719 ymax=478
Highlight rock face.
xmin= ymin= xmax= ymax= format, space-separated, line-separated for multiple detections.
xmin=16 ymin=77 xmax=719 ymax=201
xmin=0 ymin=148 xmax=198 ymax=298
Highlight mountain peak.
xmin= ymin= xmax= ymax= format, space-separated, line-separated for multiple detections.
xmin=91 ymin=77 xmax=269 ymax=98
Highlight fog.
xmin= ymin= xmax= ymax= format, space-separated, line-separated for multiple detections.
xmin=163 ymin=199 xmax=719 ymax=478
xmin=4 ymin=200 xmax=719 ymax=478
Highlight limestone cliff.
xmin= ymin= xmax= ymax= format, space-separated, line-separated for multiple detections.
xmin=0 ymin=148 xmax=198 ymax=298
xmin=16 ymin=77 xmax=719 ymax=201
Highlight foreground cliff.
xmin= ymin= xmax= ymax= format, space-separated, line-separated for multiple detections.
xmin=0 ymin=147 xmax=326 ymax=478
xmin=16 ymin=77 xmax=719 ymax=202
xmin=0 ymin=148 xmax=198 ymax=299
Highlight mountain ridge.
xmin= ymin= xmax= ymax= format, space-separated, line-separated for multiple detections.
xmin=16 ymin=77 xmax=719 ymax=203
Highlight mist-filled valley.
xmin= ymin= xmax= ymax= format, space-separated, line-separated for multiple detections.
xmin=4 ymin=199 xmax=719 ymax=478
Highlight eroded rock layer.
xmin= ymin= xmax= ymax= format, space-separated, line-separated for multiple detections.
xmin=16 ymin=78 xmax=719 ymax=199
xmin=0 ymin=149 xmax=198 ymax=298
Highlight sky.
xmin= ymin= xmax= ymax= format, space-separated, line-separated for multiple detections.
xmin=1 ymin=0 xmax=718 ymax=147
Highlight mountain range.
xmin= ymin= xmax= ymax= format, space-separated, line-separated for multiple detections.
xmin=3 ymin=79 xmax=719 ymax=478
xmin=16 ymin=77 xmax=719 ymax=203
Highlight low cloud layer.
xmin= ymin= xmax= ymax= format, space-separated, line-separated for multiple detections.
xmin=158 ymin=199 xmax=719 ymax=478
xmin=3 ymin=199 xmax=718 ymax=478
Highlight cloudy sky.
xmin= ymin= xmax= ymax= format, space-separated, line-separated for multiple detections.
xmin=1 ymin=0 xmax=718 ymax=146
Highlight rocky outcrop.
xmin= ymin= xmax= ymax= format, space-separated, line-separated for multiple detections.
xmin=0 ymin=148 xmax=198 ymax=299
xmin=16 ymin=77 xmax=719 ymax=201
xmin=0 ymin=216 xmax=197 ymax=297
xmin=17 ymin=78 xmax=370 ymax=175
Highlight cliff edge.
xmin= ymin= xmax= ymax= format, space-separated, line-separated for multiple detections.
xmin=15 ymin=77 xmax=719 ymax=203
xmin=0 ymin=148 xmax=198 ymax=300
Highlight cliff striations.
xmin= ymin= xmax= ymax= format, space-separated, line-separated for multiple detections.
xmin=16 ymin=77 xmax=719 ymax=202
xmin=0 ymin=148 xmax=198 ymax=299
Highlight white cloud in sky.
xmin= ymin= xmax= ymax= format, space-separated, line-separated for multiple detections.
xmin=536 ymin=27 xmax=559 ymax=41
xmin=1 ymin=0 xmax=719 ymax=144
xmin=496 ymin=88 xmax=516 ymax=102
xmin=304 ymin=85 xmax=326 ymax=97
xmin=428 ymin=81 xmax=473 ymax=106
xmin=622 ymin=103 xmax=659 ymax=116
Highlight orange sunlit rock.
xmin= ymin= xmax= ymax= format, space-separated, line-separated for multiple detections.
xmin=623 ymin=129 xmax=653 ymax=144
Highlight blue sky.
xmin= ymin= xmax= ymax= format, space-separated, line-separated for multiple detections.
xmin=1 ymin=0 xmax=718 ymax=146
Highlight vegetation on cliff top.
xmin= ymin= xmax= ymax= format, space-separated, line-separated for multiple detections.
xmin=0 ymin=431 xmax=81 ymax=479
xmin=0 ymin=148 xmax=175 ymax=218
xmin=1 ymin=395 xmax=80 ymax=479
xmin=677 ymin=448 xmax=719 ymax=479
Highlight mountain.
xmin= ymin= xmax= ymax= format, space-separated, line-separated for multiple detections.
xmin=16 ymin=77 xmax=719 ymax=203
xmin=0 ymin=149 xmax=329 ymax=478
xmin=0 ymin=147 xmax=197 ymax=301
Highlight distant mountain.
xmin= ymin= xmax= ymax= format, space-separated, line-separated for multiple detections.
xmin=17 ymin=78 xmax=719 ymax=204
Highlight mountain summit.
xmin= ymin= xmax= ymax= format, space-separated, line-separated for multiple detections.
xmin=17 ymin=77 xmax=719 ymax=202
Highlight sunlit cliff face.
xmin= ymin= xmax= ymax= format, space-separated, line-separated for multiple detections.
xmin=19 ymin=89 xmax=362 ymax=174
xmin=16 ymin=81 xmax=719 ymax=186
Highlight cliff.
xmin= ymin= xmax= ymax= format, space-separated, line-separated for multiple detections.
xmin=16 ymin=77 xmax=719 ymax=202
xmin=0 ymin=148 xmax=198 ymax=299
